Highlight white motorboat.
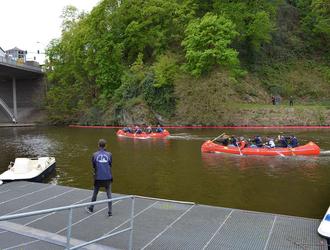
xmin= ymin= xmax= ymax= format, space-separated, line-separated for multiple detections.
xmin=318 ymin=206 xmax=330 ymax=239
xmin=0 ymin=157 xmax=56 ymax=182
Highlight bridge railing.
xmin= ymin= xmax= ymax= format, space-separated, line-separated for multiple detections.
xmin=0 ymin=56 xmax=42 ymax=72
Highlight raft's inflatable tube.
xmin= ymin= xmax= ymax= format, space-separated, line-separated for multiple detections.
xmin=116 ymin=129 xmax=170 ymax=139
xmin=201 ymin=140 xmax=320 ymax=156
xmin=318 ymin=206 xmax=330 ymax=238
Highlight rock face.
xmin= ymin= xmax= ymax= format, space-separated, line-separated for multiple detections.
xmin=108 ymin=104 xmax=330 ymax=126
xmin=115 ymin=103 xmax=158 ymax=125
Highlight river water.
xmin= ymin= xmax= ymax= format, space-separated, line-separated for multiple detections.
xmin=1 ymin=126 xmax=330 ymax=219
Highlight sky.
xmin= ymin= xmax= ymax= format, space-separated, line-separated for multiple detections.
xmin=0 ymin=0 xmax=100 ymax=63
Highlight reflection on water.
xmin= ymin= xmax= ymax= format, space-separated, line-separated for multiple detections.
xmin=1 ymin=127 xmax=330 ymax=219
xmin=201 ymin=153 xmax=320 ymax=180
xmin=202 ymin=152 xmax=319 ymax=169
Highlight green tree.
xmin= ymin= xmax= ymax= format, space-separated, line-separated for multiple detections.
xmin=182 ymin=13 xmax=239 ymax=76
xmin=152 ymin=53 xmax=178 ymax=87
xmin=213 ymin=1 xmax=277 ymax=62
xmin=60 ymin=5 xmax=83 ymax=32
xmin=246 ymin=11 xmax=273 ymax=52
xmin=298 ymin=0 xmax=330 ymax=51
xmin=111 ymin=0 xmax=186 ymax=63
xmin=311 ymin=0 xmax=330 ymax=42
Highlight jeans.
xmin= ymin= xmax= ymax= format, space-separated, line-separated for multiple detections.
xmin=89 ymin=183 xmax=112 ymax=213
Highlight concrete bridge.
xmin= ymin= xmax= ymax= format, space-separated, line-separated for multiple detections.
xmin=0 ymin=57 xmax=45 ymax=123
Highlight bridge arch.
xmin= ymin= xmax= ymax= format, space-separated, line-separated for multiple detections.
xmin=0 ymin=57 xmax=44 ymax=123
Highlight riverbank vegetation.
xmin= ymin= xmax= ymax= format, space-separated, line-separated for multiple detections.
xmin=45 ymin=0 xmax=330 ymax=125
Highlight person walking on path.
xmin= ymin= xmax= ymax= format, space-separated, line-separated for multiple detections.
xmin=289 ymin=96 xmax=294 ymax=106
xmin=86 ymin=139 xmax=113 ymax=216
xmin=271 ymin=96 xmax=275 ymax=105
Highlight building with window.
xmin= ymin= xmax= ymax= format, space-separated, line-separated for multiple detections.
xmin=6 ymin=47 xmax=27 ymax=63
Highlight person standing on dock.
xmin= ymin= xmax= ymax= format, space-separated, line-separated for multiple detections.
xmin=86 ymin=139 xmax=113 ymax=216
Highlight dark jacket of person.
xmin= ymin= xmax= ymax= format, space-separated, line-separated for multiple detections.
xmin=289 ymin=136 xmax=298 ymax=148
xmin=92 ymin=149 xmax=112 ymax=181
xmin=123 ymin=127 xmax=130 ymax=133
xmin=146 ymin=127 xmax=152 ymax=133
xmin=230 ymin=137 xmax=238 ymax=146
xmin=156 ymin=127 xmax=164 ymax=133
xmin=135 ymin=128 xmax=142 ymax=134
xmin=216 ymin=137 xmax=229 ymax=146
xmin=279 ymin=137 xmax=288 ymax=148
xmin=253 ymin=136 xmax=263 ymax=147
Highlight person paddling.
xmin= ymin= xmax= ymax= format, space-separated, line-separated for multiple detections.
xmin=122 ymin=126 xmax=130 ymax=133
xmin=238 ymin=137 xmax=247 ymax=149
xmin=146 ymin=125 xmax=152 ymax=134
xmin=289 ymin=136 xmax=299 ymax=148
xmin=134 ymin=125 xmax=142 ymax=134
xmin=278 ymin=135 xmax=288 ymax=148
xmin=155 ymin=124 xmax=164 ymax=133
xmin=266 ymin=138 xmax=275 ymax=148
xmin=253 ymin=136 xmax=263 ymax=147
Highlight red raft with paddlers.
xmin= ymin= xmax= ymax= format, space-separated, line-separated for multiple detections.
xmin=116 ymin=129 xmax=170 ymax=139
xmin=201 ymin=133 xmax=320 ymax=156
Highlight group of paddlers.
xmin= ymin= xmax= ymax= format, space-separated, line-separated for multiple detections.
xmin=122 ymin=125 xmax=164 ymax=134
xmin=215 ymin=134 xmax=299 ymax=149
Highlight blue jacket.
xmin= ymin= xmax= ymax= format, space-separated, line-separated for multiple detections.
xmin=156 ymin=127 xmax=164 ymax=133
xmin=92 ymin=149 xmax=112 ymax=180
xmin=253 ymin=137 xmax=263 ymax=147
xmin=289 ymin=137 xmax=298 ymax=148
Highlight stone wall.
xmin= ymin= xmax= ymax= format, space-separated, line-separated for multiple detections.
xmin=0 ymin=77 xmax=45 ymax=123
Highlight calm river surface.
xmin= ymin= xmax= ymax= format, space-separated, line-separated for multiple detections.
xmin=1 ymin=126 xmax=330 ymax=219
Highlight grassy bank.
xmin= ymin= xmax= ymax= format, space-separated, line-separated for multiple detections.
xmin=228 ymin=104 xmax=330 ymax=126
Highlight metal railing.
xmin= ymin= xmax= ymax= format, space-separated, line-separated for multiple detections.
xmin=0 ymin=195 xmax=135 ymax=250
xmin=0 ymin=56 xmax=42 ymax=72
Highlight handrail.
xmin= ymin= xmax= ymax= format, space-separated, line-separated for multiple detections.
xmin=0 ymin=195 xmax=135 ymax=250
xmin=0 ymin=56 xmax=42 ymax=72
xmin=0 ymin=97 xmax=15 ymax=122
xmin=134 ymin=195 xmax=195 ymax=205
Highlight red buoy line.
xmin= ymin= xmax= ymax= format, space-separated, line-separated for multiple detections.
xmin=69 ymin=125 xmax=330 ymax=129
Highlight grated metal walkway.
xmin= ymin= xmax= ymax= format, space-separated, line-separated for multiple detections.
xmin=0 ymin=182 xmax=327 ymax=250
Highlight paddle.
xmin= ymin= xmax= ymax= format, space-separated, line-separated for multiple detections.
xmin=237 ymin=143 xmax=243 ymax=156
xmin=211 ymin=133 xmax=225 ymax=142
xmin=274 ymin=136 xmax=285 ymax=157
xmin=289 ymin=147 xmax=295 ymax=156
xmin=276 ymin=150 xmax=285 ymax=157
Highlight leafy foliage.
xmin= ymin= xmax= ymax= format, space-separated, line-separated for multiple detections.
xmin=298 ymin=0 xmax=330 ymax=52
xmin=143 ymin=74 xmax=176 ymax=116
xmin=152 ymin=53 xmax=178 ymax=87
xmin=44 ymin=0 xmax=330 ymax=125
xmin=112 ymin=0 xmax=186 ymax=63
xmin=213 ymin=0 xmax=277 ymax=60
xmin=182 ymin=13 xmax=239 ymax=76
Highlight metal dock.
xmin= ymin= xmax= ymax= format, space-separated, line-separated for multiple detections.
xmin=0 ymin=182 xmax=327 ymax=249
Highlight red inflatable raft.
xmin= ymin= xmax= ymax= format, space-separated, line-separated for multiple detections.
xmin=201 ymin=140 xmax=320 ymax=156
xmin=116 ymin=129 xmax=170 ymax=139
